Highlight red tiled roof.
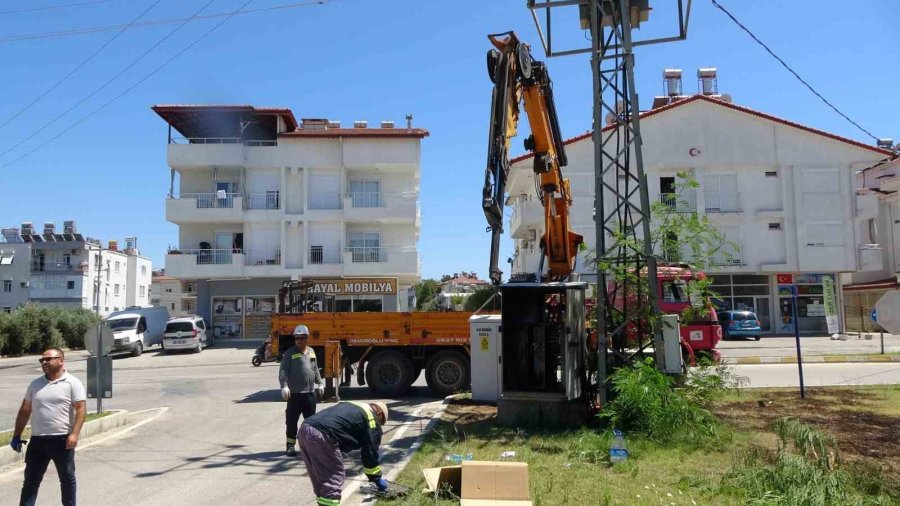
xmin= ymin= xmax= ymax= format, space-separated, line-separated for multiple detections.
xmin=280 ymin=128 xmax=429 ymax=139
xmin=509 ymin=94 xmax=892 ymax=164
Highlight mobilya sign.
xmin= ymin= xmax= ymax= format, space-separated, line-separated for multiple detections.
xmin=308 ymin=278 xmax=397 ymax=295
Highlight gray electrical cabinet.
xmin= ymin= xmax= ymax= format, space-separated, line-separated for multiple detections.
xmin=469 ymin=314 xmax=502 ymax=402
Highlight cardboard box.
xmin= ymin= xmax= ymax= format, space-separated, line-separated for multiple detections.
xmin=423 ymin=460 xmax=532 ymax=505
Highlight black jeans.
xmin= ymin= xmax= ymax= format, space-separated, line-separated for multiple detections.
xmin=286 ymin=392 xmax=317 ymax=441
xmin=20 ymin=435 xmax=76 ymax=506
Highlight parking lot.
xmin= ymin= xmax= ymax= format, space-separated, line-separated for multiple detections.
xmin=0 ymin=342 xmax=442 ymax=505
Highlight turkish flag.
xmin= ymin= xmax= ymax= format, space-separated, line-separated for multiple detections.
xmin=776 ymin=274 xmax=793 ymax=284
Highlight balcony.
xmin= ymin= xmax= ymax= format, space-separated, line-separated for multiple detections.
xmin=704 ymin=192 xmax=741 ymax=213
xmin=308 ymin=193 xmax=342 ymax=211
xmin=167 ymin=138 xmax=280 ymax=168
xmin=244 ymin=249 xmax=283 ymax=276
xmin=165 ymin=249 xmax=245 ymax=278
xmin=509 ymin=199 xmax=543 ymax=239
xmin=341 ymin=247 xmax=419 ymax=277
xmin=658 ymin=191 xmax=697 ymax=213
xmin=343 ymin=192 xmax=417 ymax=222
xmin=166 ymin=193 xmax=244 ymax=223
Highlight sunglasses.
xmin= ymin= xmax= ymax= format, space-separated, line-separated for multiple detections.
xmin=294 ymin=335 xmax=309 ymax=340
xmin=39 ymin=357 xmax=62 ymax=364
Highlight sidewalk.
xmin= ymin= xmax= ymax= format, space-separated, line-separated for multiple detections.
xmin=718 ymin=333 xmax=900 ymax=364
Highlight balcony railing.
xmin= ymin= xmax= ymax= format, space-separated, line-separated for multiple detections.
xmin=345 ymin=246 xmax=386 ymax=263
xmin=308 ymin=246 xmax=341 ymax=264
xmin=705 ymin=192 xmax=741 ymax=213
xmin=31 ymin=262 xmax=80 ymax=272
xmin=169 ymin=137 xmax=277 ymax=146
xmin=245 ymin=192 xmax=280 ymax=210
xmin=244 ymin=249 xmax=282 ymax=266
xmin=180 ymin=193 xmax=238 ymax=209
xmin=309 ymin=193 xmax=342 ymax=210
xmin=174 ymin=249 xmax=241 ymax=265
xmin=659 ymin=191 xmax=697 ymax=212
xmin=346 ymin=191 xmax=384 ymax=208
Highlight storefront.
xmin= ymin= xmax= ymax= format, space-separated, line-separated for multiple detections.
xmin=305 ymin=277 xmax=398 ymax=313
xmin=211 ymin=295 xmax=278 ymax=340
xmin=709 ymin=272 xmax=839 ymax=335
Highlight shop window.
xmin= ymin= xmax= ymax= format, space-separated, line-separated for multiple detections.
xmin=731 ymin=274 xmax=769 ymax=285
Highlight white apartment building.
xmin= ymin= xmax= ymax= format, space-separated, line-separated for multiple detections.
xmin=0 ymin=223 xmax=151 ymax=316
xmin=154 ymin=104 xmax=425 ymax=339
xmin=843 ymin=155 xmax=900 ymax=331
xmin=506 ymin=72 xmax=892 ymax=336
xmin=150 ymin=273 xmax=197 ymax=317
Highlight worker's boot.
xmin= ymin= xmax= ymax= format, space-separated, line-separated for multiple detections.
xmin=286 ymin=443 xmax=297 ymax=457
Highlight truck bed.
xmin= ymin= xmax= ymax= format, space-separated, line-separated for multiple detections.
xmin=271 ymin=311 xmax=474 ymax=346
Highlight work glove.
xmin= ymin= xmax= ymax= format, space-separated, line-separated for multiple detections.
xmin=375 ymin=478 xmax=389 ymax=492
xmin=10 ymin=435 xmax=23 ymax=453
xmin=315 ymin=385 xmax=324 ymax=400
xmin=280 ymin=386 xmax=291 ymax=401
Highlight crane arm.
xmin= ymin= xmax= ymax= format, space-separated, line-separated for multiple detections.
xmin=482 ymin=31 xmax=582 ymax=285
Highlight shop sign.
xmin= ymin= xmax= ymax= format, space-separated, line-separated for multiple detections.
xmin=822 ymin=277 xmax=839 ymax=334
xmin=307 ymin=278 xmax=397 ymax=295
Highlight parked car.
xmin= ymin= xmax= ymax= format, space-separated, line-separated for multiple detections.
xmin=718 ymin=310 xmax=762 ymax=340
xmin=104 ymin=306 xmax=170 ymax=357
xmin=162 ymin=316 xmax=213 ymax=353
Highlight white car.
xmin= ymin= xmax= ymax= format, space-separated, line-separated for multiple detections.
xmin=162 ymin=316 xmax=213 ymax=353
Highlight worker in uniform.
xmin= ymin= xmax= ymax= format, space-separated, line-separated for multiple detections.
xmin=279 ymin=324 xmax=324 ymax=457
xmin=298 ymin=401 xmax=390 ymax=505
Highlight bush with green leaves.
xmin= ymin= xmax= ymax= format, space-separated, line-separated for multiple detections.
xmin=599 ymin=358 xmax=728 ymax=446
xmin=464 ymin=286 xmax=498 ymax=311
xmin=720 ymin=417 xmax=894 ymax=505
xmin=0 ymin=305 xmax=99 ymax=356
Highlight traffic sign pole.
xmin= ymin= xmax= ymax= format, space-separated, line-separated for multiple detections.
xmin=791 ymin=285 xmax=805 ymax=399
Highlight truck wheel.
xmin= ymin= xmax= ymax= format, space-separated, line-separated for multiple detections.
xmin=365 ymin=351 xmax=414 ymax=397
xmin=425 ymin=351 xmax=470 ymax=397
xmin=131 ymin=341 xmax=143 ymax=357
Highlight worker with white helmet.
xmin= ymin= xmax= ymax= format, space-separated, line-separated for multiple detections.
xmin=279 ymin=324 xmax=323 ymax=457
xmin=299 ymin=401 xmax=391 ymax=505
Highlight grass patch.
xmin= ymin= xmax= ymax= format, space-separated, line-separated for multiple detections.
xmin=0 ymin=411 xmax=113 ymax=446
xmin=386 ymin=384 xmax=899 ymax=505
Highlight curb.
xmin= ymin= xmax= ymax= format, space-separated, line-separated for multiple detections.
xmin=0 ymin=410 xmax=128 ymax=468
xmin=722 ymin=355 xmax=900 ymax=365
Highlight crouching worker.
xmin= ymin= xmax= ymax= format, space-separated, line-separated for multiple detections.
xmin=298 ymin=401 xmax=389 ymax=505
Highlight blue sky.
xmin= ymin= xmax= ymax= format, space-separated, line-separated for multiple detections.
xmin=0 ymin=0 xmax=897 ymax=282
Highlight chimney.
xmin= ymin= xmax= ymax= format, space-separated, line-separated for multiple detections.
xmin=663 ymin=68 xmax=683 ymax=97
xmin=353 ymin=120 xmax=368 ymax=129
xmin=380 ymin=120 xmax=395 ymax=129
xmin=406 ymin=114 xmax=413 ymax=129
xmin=43 ymin=222 xmax=55 ymax=235
xmin=108 ymin=240 xmax=118 ymax=251
xmin=63 ymin=220 xmax=76 ymax=234
xmin=697 ymin=68 xmax=718 ymax=95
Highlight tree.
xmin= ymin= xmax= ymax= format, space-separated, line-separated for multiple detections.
xmin=464 ymin=287 xmax=499 ymax=311
xmin=413 ymin=279 xmax=440 ymax=311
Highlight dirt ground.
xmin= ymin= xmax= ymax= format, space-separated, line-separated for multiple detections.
xmin=713 ymin=387 xmax=900 ymax=490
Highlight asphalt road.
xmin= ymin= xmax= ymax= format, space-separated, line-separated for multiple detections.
xmin=717 ymin=333 xmax=899 ymax=357
xmin=0 ymin=344 xmax=442 ymax=506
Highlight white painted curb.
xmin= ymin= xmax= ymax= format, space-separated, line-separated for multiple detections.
xmin=0 ymin=410 xmax=128 ymax=468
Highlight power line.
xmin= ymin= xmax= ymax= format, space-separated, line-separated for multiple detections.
xmin=0 ymin=0 xmax=118 ymax=15
xmin=710 ymin=0 xmax=878 ymax=141
xmin=0 ymin=0 xmax=219 ymax=161
xmin=0 ymin=0 xmax=165 ymax=131
xmin=0 ymin=0 xmax=341 ymax=44
xmin=0 ymin=0 xmax=259 ymax=170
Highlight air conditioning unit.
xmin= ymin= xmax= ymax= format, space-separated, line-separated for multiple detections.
xmin=729 ymin=259 xmax=743 ymax=265
xmin=21 ymin=281 xmax=29 ymax=288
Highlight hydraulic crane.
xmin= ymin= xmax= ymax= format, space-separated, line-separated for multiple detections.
xmin=482 ymin=31 xmax=583 ymax=285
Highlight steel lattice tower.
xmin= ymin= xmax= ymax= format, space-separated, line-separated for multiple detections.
xmin=527 ymin=0 xmax=691 ymax=403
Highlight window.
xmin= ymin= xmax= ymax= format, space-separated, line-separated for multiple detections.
xmin=165 ymin=288 xmax=173 ymax=293
xmin=348 ymin=231 xmax=382 ymax=262
xmin=114 ymin=284 xmax=120 ymax=296
xmin=0 ymin=251 xmax=14 ymax=265
xmin=170 ymin=303 xmax=175 ymax=311
xmin=348 ymin=180 xmax=381 ymax=207
xmin=141 ymin=265 xmax=147 ymax=276
xmin=63 ymin=254 xmax=71 ymax=267
xmin=768 ymin=222 xmax=782 ymax=230
xmin=115 ymin=261 xmax=120 ymax=273
xmin=139 ymin=285 xmax=145 ymax=297
xmin=2 ymin=280 xmax=11 ymax=292
xmin=765 ymin=170 xmax=779 ymax=177
xmin=67 ymin=280 xmax=75 ymax=290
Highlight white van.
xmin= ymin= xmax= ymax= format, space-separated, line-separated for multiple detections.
xmin=104 ymin=306 xmax=170 ymax=357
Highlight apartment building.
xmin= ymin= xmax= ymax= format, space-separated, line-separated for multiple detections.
xmin=506 ymin=69 xmax=893 ymax=336
xmin=154 ymin=104 xmax=426 ymax=339
xmin=0 ymin=223 xmax=151 ymax=316
xmin=150 ymin=272 xmax=197 ymax=317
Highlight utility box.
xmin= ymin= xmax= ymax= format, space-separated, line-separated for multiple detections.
xmin=469 ymin=314 xmax=502 ymax=402
xmin=655 ymin=313 xmax=683 ymax=374
xmin=497 ymin=282 xmax=588 ymax=426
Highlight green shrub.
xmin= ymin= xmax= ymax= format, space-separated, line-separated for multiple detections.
xmin=0 ymin=305 xmax=99 ymax=355
xmin=599 ymin=358 xmax=727 ymax=446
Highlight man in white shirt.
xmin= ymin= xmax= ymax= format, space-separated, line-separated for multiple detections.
xmin=10 ymin=348 xmax=87 ymax=506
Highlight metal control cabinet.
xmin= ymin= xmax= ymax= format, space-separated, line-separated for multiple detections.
xmin=469 ymin=314 xmax=502 ymax=402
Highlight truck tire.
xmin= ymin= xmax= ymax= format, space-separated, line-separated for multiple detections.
xmin=131 ymin=341 xmax=143 ymax=357
xmin=365 ymin=350 xmax=414 ymax=397
xmin=425 ymin=351 xmax=470 ymax=397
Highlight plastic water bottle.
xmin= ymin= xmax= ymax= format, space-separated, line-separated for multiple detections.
xmin=609 ymin=430 xmax=628 ymax=464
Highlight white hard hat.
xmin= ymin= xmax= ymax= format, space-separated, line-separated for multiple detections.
xmin=371 ymin=402 xmax=389 ymax=423
xmin=281 ymin=386 xmax=291 ymax=401
xmin=293 ymin=324 xmax=310 ymax=336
